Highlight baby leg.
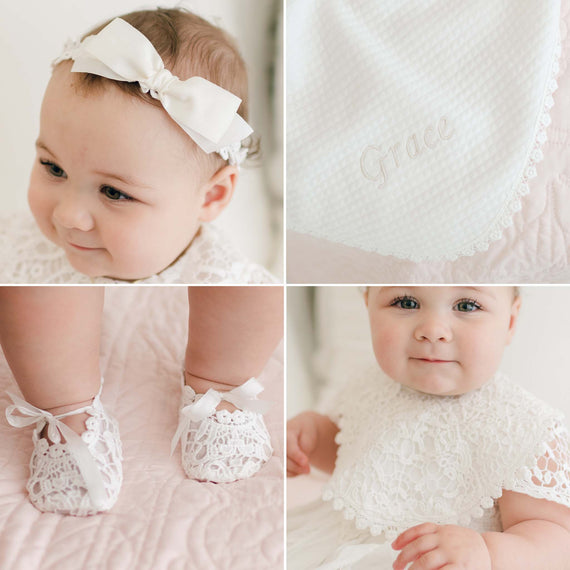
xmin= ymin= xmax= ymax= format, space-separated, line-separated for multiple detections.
xmin=0 ymin=286 xmax=103 ymax=435
xmin=177 ymin=285 xmax=283 ymax=482
xmin=1 ymin=286 xmax=122 ymax=515
xmin=184 ymin=285 xmax=283 ymax=399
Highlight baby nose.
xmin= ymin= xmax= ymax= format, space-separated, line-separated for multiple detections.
xmin=52 ymin=190 xmax=94 ymax=232
xmin=414 ymin=314 xmax=452 ymax=342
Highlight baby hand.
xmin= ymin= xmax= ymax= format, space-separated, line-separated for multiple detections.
xmin=392 ymin=523 xmax=492 ymax=570
xmin=286 ymin=412 xmax=320 ymax=477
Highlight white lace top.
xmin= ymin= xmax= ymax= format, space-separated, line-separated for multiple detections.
xmin=323 ymin=368 xmax=570 ymax=541
xmin=0 ymin=211 xmax=276 ymax=284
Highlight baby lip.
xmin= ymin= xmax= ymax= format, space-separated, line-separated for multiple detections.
xmin=412 ymin=357 xmax=454 ymax=363
xmin=68 ymin=241 xmax=101 ymax=251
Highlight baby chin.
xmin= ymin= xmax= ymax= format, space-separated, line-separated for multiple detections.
xmin=62 ymin=243 xmax=111 ymax=278
xmin=404 ymin=359 xmax=464 ymax=396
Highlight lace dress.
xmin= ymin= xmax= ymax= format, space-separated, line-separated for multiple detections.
xmin=0 ymin=211 xmax=276 ymax=284
xmin=288 ymin=369 xmax=570 ymax=569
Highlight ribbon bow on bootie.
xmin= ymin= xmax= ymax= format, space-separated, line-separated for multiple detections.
xmin=171 ymin=377 xmax=271 ymax=455
xmin=5 ymin=392 xmax=108 ymax=510
xmin=53 ymin=17 xmax=252 ymax=162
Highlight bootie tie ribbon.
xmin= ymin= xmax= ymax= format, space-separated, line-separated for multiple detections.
xmin=5 ymin=393 xmax=108 ymax=510
xmin=171 ymin=377 xmax=270 ymax=455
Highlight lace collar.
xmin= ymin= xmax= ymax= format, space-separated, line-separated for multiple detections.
xmin=323 ymin=368 xmax=570 ymax=540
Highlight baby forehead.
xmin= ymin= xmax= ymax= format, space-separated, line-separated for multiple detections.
xmin=41 ymin=66 xmax=198 ymax=167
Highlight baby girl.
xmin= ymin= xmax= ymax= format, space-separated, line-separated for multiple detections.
xmin=0 ymin=7 xmax=276 ymax=284
xmin=288 ymin=286 xmax=570 ymax=569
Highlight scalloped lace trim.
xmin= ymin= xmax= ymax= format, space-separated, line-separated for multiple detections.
xmin=390 ymin=36 xmax=562 ymax=263
xmin=177 ymin=389 xmax=272 ymax=483
xmin=323 ymin=421 xmax=570 ymax=541
xmin=322 ymin=370 xmax=570 ymax=540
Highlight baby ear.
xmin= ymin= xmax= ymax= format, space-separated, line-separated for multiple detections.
xmin=505 ymin=294 xmax=522 ymax=345
xmin=197 ymin=165 xmax=238 ymax=222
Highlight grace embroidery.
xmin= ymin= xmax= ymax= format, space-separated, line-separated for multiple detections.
xmin=360 ymin=116 xmax=454 ymax=188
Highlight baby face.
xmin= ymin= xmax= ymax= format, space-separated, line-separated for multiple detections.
xmin=28 ymin=65 xmax=220 ymax=280
xmin=366 ymin=287 xmax=520 ymax=396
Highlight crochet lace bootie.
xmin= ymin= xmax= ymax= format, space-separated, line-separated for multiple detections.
xmin=171 ymin=377 xmax=273 ymax=483
xmin=5 ymin=380 xmax=122 ymax=516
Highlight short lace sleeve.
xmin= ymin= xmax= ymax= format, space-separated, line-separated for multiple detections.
xmin=508 ymin=420 xmax=570 ymax=506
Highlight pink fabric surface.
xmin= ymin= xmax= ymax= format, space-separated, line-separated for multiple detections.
xmin=287 ymin=3 xmax=570 ymax=284
xmin=0 ymin=287 xmax=284 ymax=570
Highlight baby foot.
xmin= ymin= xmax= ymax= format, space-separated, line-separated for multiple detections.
xmin=6 ymin=383 xmax=123 ymax=516
xmin=172 ymin=375 xmax=273 ymax=483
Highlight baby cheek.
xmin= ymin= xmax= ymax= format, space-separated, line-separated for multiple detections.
xmin=370 ymin=323 xmax=402 ymax=374
xmin=28 ymin=180 xmax=53 ymax=228
xmin=458 ymin=330 xmax=501 ymax=385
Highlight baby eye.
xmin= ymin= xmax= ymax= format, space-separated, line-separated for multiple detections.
xmin=391 ymin=296 xmax=419 ymax=310
xmin=40 ymin=159 xmax=66 ymax=179
xmin=100 ymin=185 xmax=133 ymax=201
xmin=455 ymin=299 xmax=482 ymax=312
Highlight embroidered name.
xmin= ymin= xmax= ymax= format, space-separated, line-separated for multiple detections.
xmin=360 ymin=116 xmax=454 ymax=188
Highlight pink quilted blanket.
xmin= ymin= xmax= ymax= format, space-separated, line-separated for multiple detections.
xmin=0 ymin=287 xmax=283 ymax=570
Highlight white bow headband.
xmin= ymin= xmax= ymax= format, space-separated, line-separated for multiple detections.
xmin=53 ymin=17 xmax=252 ymax=166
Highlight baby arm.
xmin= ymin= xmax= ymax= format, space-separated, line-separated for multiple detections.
xmin=287 ymin=411 xmax=339 ymax=476
xmin=482 ymin=490 xmax=570 ymax=570
xmin=392 ymin=492 xmax=570 ymax=570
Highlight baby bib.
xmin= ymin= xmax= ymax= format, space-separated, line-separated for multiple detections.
xmin=287 ymin=0 xmax=561 ymax=261
xmin=323 ymin=369 xmax=570 ymax=540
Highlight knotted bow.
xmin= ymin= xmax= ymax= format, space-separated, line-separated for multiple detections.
xmin=5 ymin=392 xmax=108 ymax=510
xmin=54 ymin=18 xmax=253 ymax=162
xmin=171 ymin=377 xmax=270 ymax=455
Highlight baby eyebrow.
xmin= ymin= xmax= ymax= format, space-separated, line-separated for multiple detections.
xmin=35 ymin=139 xmax=59 ymax=160
xmin=35 ymin=140 xmax=152 ymax=190
xmin=92 ymin=169 xmax=153 ymax=190
xmin=462 ymin=286 xmax=496 ymax=298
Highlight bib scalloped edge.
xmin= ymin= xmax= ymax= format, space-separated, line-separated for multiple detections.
xmin=322 ymin=429 xmax=566 ymax=542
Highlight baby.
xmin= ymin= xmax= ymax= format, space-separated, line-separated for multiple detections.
xmin=1 ymin=7 xmax=276 ymax=284
xmin=288 ymin=287 xmax=570 ymax=569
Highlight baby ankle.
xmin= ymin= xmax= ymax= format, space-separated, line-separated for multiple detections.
xmin=44 ymin=397 xmax=96 ymax=417
xmin=42 ymin=397 xmax=96 ymax=440
xmin=183 ymin=371 xmax=245 ymax=412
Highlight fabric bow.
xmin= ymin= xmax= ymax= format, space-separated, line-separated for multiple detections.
xmin=56 ymin=18 xmax=253 ymax=159
xmin=171 ymin=377 xmax=270 ymax=455
xmin=5 ymin=392 xmax=107 ymax=510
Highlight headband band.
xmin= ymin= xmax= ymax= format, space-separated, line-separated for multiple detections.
xmin=53 ymin=18 xmax=252 ymax=166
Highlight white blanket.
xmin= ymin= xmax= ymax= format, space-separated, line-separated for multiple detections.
xmin=287 ymin=0 xmax=568 ymax=281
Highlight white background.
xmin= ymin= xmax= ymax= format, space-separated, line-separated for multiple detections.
xmin=0 ymin=0 xmax=282 ymax=274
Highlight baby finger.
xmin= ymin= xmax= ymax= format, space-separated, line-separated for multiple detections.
xmin=392 ymin=532 xmax=439 ymax=570
xmin=408 ymin=548 xmax=448 ymax=570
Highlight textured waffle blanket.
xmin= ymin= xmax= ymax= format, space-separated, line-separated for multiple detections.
xmin=288 ymin=0 xmax=562 ymax=264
